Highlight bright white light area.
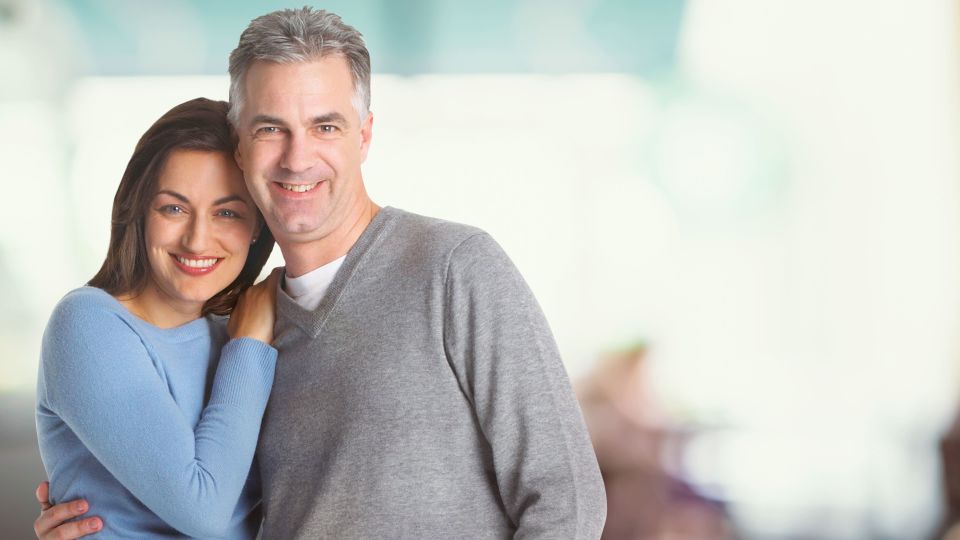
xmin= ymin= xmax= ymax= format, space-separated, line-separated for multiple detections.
xmin=669 ymin=0 xmax=960 ymax=537
xmin=654 ymin=102 xmax=757 ymax=208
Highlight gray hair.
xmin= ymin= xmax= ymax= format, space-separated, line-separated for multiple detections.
xmin=227 ymin=7 xmax=371 ymax=126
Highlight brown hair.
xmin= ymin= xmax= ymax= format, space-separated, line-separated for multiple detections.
xmin=88 ymin=97 xmax=274 ymax=316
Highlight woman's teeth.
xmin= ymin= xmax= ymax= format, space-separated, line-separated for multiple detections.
xmin=176 ymin=256 xmax=219 ymax=268
xmin=279 ymin=182 xmax=319 ymax=193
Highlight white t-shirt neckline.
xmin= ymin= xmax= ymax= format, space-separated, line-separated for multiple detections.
xmin=283 ymin=255 xmax=347 ymax=311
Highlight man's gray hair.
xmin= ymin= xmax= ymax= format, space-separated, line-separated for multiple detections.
xmin=228 ymin=7 xmax=371 ymax=126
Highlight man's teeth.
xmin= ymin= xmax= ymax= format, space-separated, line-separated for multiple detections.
xmin=176 ymin=256 xmax=219 ymax=268
xmin=279 ymin=182 xmax=319 ymax=193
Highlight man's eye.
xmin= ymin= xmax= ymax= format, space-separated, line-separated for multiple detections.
xmin=319 ymin=125 xmax=339 ymax=134
xmin=256 ymin=126 xmax=282 ymax=135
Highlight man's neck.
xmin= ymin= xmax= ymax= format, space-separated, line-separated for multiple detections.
xmin=280 ymin=201 xmax=380 ymax=278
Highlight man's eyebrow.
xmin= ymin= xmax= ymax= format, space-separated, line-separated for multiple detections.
xmin=250 ymin=114 xmax=287 ymax=126
xmin=311 ymin=112 xmax=348 ymax=125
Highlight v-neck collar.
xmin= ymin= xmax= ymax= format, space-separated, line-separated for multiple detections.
xmin=276 ymin=206 xmax=399 ymax=338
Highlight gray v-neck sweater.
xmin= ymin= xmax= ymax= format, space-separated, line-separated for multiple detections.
xmin=257 ymin=207 xmax=606 ymax=539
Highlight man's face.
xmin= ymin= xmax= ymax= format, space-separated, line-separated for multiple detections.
xmin=233 ymin=56 xmax=373 ymax=247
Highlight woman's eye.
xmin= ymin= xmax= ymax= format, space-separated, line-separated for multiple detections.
xmin=159 ymin=204 xmax=185 ymax=215
xmin=216 ymin=209 xmax=242 ymax=219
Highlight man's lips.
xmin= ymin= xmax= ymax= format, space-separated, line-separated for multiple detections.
xmin=170 ymin=254 xmax=222 ymax=275
xmin=271 ymin=181 xmax=324 ymax=197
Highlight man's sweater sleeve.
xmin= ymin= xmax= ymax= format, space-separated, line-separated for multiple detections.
xmin=39 ymin=295 xmax=277 ymax=538
xmin=442 ymin=233 xmax=607 ymax=539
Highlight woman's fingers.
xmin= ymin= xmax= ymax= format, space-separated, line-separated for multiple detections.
xmin=35 ymin=481 xmax=51 ymax=511
xmin=34 ymin=498 xmax=102 ymax=539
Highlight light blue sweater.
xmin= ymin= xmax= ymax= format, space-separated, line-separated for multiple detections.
xmin=36 ymin=287 xmax=277 ymax=538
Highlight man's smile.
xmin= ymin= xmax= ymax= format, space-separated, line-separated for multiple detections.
xmin=276 ymin=181 xmax=321 ymax=193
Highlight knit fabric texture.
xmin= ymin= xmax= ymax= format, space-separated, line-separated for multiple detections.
xmin=36 ymin=287 xmax=277 ymax=538
xmin=258 ymin=207 xmax=606 ymax=539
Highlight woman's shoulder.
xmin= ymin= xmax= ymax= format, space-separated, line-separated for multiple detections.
xmin=41 ymin=288 xmax=144 ymax=376
xmin=51 ymin=286 xmax=127 ymax=322
xmin=45 ymin=287 xmax=143 ymax=343
xmin=60 ymin=285 xmax=121 ymax=305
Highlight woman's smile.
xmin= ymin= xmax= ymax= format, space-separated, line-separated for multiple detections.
xmin=170 ymin=253 xmax=224 ymax=275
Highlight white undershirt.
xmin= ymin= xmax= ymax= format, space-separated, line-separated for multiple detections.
xmin=282 ymin=256 xmax=346 ymax=311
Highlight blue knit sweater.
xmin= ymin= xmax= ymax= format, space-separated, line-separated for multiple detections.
xmin=36 ymin=287 xmax=277 ymax=538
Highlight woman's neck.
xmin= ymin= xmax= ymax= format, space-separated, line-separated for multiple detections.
xmin=116 ymin=288 xmax=203 ymax=329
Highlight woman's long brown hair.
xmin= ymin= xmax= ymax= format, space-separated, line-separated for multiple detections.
xmin=88 ymin=97 xmax=274 ymax=316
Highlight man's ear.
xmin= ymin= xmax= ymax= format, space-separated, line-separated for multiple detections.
xmin=234 ymin=144 xmax=245 ymax=171
xmin=229 ymin=123 xmax=245 ymax=171
xmin=359 ymin=111 xmax=374 ymax=163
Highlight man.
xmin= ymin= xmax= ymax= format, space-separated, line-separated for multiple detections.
xmin=35 ymin=7 xmax=606 ymax=538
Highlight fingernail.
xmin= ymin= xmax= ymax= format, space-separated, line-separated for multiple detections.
xmin=88 ymin=517 xmax=102 ymax=530
xmin=74 ymin=500 xmax=87 ymax=512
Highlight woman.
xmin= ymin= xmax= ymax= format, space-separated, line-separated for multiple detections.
xmin=33 ymin=97 xmax=280 ymax=538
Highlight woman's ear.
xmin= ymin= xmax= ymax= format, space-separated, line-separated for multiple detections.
xmin=251 ymin=221 xmax=262 ymax=245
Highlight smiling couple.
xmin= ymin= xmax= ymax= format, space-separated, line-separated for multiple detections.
xmin=34 ymin=7 xmax=606 ymax=539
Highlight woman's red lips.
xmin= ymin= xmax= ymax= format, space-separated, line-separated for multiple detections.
xmin=170 ymin=254 xmax=222 ymax=276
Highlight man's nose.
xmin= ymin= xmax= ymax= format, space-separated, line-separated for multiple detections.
xmin=280 ymin=132 xmax=317 ymax=174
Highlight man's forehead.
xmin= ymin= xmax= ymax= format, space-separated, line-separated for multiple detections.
xmin=238 ymin=56 xmax=359 ymax=124
xmin=247 ymin=55 xmax=350 ymax=78
xmin=246 ymin=58 xmax=351 ymax=95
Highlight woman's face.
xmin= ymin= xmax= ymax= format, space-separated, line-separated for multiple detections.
xmin=142 ymin=149 xmax=258 ymax=316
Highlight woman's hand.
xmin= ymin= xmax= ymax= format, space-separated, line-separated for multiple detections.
xmin=34 ymin=481 xmax=102 ymax=539
xmin=227 ymin=267 xmax=282 ymax=344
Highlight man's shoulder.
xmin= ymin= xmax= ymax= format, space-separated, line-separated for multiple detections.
xmin=369 ymin=207 xmax=506 ymax=275
xmin=388 ymin=207 xmax=485 ymax=242
xmin=380 ymin=207 xmax=518 ymax=271
xmin=385 ymin=208 xmax=483 ymax=238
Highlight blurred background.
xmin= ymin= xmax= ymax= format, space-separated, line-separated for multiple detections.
xmin=2 ymin=0 xmax=959 ymax=538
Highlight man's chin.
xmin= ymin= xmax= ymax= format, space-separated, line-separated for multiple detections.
xmin=271 ymin=220 xmax=325 ymax=242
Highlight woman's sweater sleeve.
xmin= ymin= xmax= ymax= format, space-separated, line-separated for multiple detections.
xmin=40 ymin=296 xmax=277 ymax=538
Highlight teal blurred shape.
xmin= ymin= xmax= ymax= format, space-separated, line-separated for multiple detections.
xmin=644 ymin=81 xmax=791 ymax=227
xmin=59 ymin=0 xmax=684 ymax=76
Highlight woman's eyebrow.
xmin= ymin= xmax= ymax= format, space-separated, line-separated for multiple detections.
xmin=156 ymin=189 xmax=189 ymax=203
xmin=155 ymin=191 xmax=248 ymax=207
xmin=214 ymin=195 xmax=249 ymax=206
